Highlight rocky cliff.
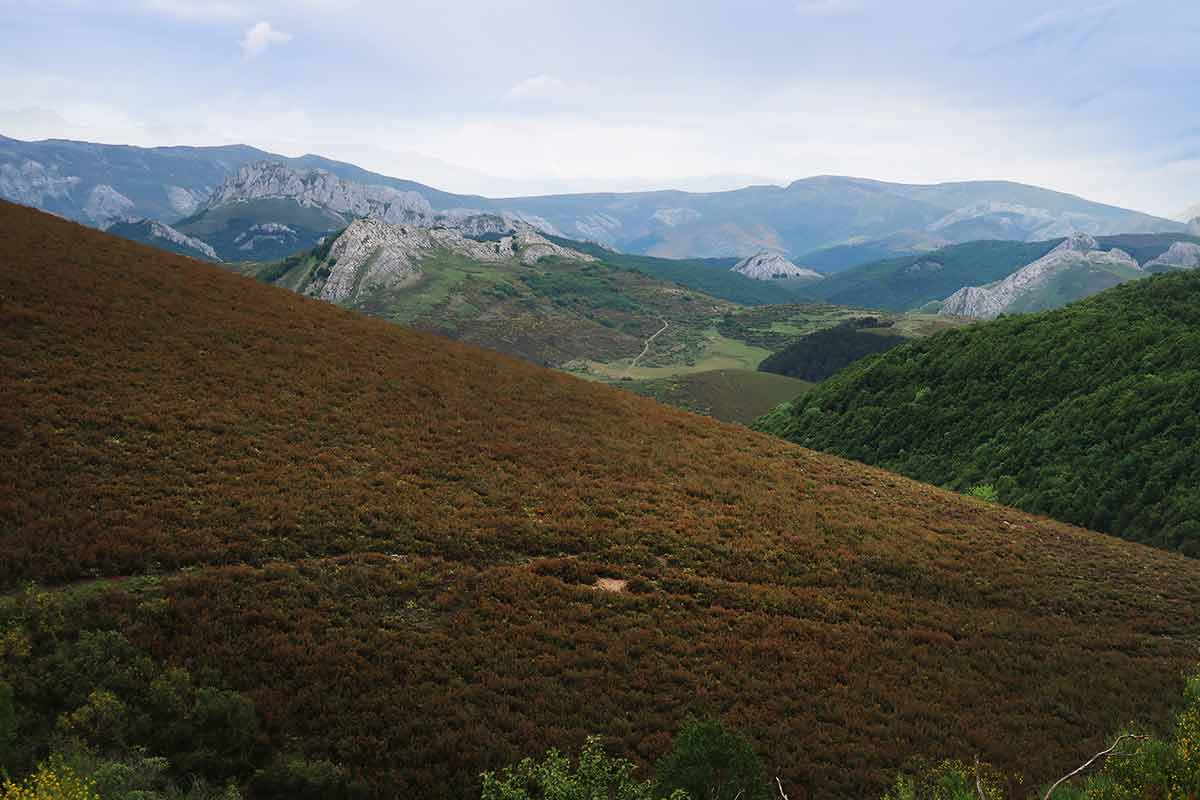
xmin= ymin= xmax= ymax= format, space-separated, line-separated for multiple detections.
xmin=309 ymin=218 xmax=594 ymax=303
xmin=1146 ymin=241 xmax=1200 ymax=270
xmin=108 ymin=219 xmax=220 ymax=261
xmin=204 ymin=162 xmax=434 ymax=225
xmin=731 ymin=251 xmax=823 ymax=281
xmin=941 ymin=234 xmax=1139 ymax=318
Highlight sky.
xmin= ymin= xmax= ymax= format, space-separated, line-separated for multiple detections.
xmin=1 ymin=0 xmax=1198 ymax=217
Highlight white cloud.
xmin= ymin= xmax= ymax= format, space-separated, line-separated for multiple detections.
xmin=239 ymin=20 xmax=292 ymax=58
xmin=504 ymin=74 xmax=570 ymax=103
xmin=795 ymin=0 xmax=861 ymax=15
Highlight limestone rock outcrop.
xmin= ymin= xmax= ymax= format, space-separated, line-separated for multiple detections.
xmin=731 ymin=251 xmax=822 ymax=281
xmin=205 ymin=162 xmax=434 ymax=225
xmin=311 ymin=218 xmax=594 ymax=303
xmin=941 ymin=234 xmax=1138 ymax=319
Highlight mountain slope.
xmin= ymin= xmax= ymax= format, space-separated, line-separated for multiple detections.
xmin=242 ymin=218 xmax=740 ymax=370
xmin=3 ymin=200 xmax=1200 ymax=798
xmin=0 ymin=134 xmax=270 ymax=226
xmin=756 ymin=271 xmax=1200 ymax=555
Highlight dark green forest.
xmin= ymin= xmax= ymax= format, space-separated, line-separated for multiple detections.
xmin=756 ymin=271 xmax=1200 ymax=555
xmin=757 ymin=318 xmax=908 ymax=382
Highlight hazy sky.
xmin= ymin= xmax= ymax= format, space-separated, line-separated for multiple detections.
xmin=1 ymin=0 xmax=1198 ymax=216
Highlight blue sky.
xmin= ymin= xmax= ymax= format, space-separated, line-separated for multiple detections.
xmin=1 ymin=0 xmax=1197 ymax=216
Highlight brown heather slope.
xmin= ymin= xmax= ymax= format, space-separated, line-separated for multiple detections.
xmin=1 ymin=200 xmax=1199 ymax=798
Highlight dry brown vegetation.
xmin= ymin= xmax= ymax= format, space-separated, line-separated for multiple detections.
xmin=2 ymin=201 xmax=1199 ymax=799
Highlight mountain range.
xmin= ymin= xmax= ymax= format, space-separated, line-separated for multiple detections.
xmin=1 ymin=134 xmax=1186 ymax=263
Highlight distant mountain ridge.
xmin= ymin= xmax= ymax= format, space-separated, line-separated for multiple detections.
xmin=807 ymin=233 xmax=1200 ymax=313
xmin=0 ymin=134 xmax=1184 ymax=262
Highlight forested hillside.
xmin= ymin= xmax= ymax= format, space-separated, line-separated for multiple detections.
xmin=4 ymin=202 xmax=1200 ymax=800
xmin=757 ymin=271 xmax=1200 ymax=555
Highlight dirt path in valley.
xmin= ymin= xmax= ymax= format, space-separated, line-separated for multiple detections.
xmin=620 ymin=318 xmax=669 ymax=379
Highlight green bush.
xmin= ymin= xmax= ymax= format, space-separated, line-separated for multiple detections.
xmin=882 ymin=760 xmax=1007 ymax=800
xmin=480 ymin=736 xmax=686 ymax=800
xmin=654 ymin=719 xmax=769 ymax=800
xmin=967 ymin=484 xmax=999 ymax=503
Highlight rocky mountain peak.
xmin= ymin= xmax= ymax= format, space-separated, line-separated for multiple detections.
xmin=1147 ymin=241 xmax=1200 ymax=269
xmin=732 ymin=251 xmax=823 ymax=281
xmin=1057 ymin=232 xmax=1099 ymax=253
xmin=310 ymin=218 xmax=594 ymax=304
xmin=1189 ymin=217 xmax=1200 ymax=237
xmin=204 ymin=162 xmax=434 ymax=225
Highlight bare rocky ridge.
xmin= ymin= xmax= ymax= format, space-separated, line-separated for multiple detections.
xmin=926 ymin=201 xmax=1101 ymax=240
xmin=732 ymin=251 xmax=823 ymax=281
xmin=233 ymin=222 xmax=300 ymax=253
xmin=142 ymin=220 xmax=220 ymax=261
xmin=1146 ymin=241 xmax=1200 ymax=269
xmin=84 ymin=185 xmax=136 ymax=228
xmin=205 ymin=162 xmax=434 ymax=225
xmin=941 ymin=233 xmax=1138 ymax=319
xmin=0 ymin=160 xmax=80 ymax=209
xmin=311 ymin=217 xmax=594 ymax=303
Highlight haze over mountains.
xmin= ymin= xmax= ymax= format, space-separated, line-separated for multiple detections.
xmin=1 ymin=134 xmax=1186 ymax=265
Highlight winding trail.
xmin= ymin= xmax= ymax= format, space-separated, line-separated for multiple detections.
xmin=621 ymin=318 xmax=669 ymax=379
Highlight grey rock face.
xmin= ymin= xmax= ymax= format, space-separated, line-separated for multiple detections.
xmin=651 ymin=208 xmax=701 ymax=227
xmin=84 ymin=185 xmax=136 ymax=228
xmin=234 ymin=222 xmax=300 ymax=253
xmin=0 ymin=160 xmax=80 ymax=207
xmin=731 ymin=251 xmax=823 ymax=281
xmin=1146 ymin=241 xmax=1200 ymax=269
xmin=311 ymin=218 xmax=594 ymax=303
xmin=1189 ymin=217 xmax=1200 ymax=237
xmin=165 ymin=185 xmax=206 ymax=216
xmin=941 ymin=235 xmax=1138 ymax=319
xmin=572 ymin=213 xmax=622 ymax=244
xmin=143 ymin=220 xmax=220 ymax=261
xmin=206 ymin=162 xmax=434 ymax=225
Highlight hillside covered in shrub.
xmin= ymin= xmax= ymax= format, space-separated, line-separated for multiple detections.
xmin=756 ymin=271 xmax=1200 ymax=555
xmin=3 ymin=202 xmax=1200 ymax=799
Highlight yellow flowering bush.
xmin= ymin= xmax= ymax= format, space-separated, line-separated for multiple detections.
xmin=0 ymin=760 xmax=98 ymax=800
